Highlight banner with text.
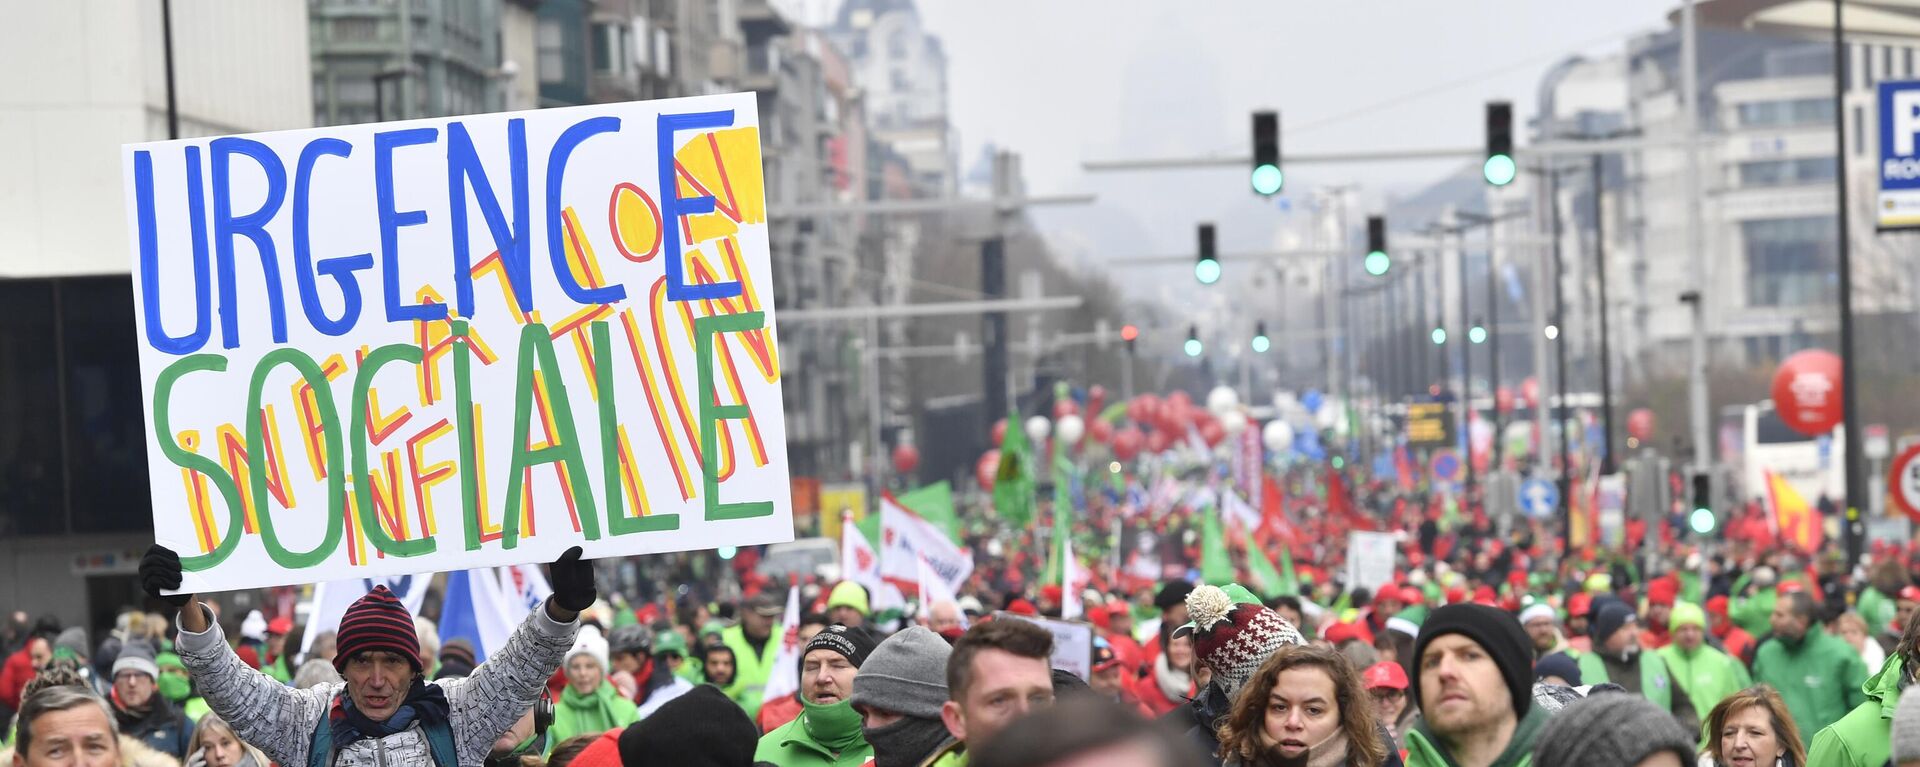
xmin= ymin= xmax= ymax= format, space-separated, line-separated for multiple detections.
xmin=123 ymin=93 xmax=791 ymax=592
xmin=878 ymin=494 xmax=972 ymax=593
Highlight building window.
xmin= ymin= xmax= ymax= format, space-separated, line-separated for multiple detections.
xmin=1736 ymin=98 xmax=1834 ymax=128
xmin=1742 ymin=216 xmax=1837 ymax=307
xmin=591 ymin=22 xmax=627 ymax=76
xmin=538 ymin=19 xmax=566 ymax=83
xmin=1736 ymin=158 xmax=1836 ymax=187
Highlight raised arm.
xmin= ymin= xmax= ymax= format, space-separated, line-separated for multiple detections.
xmin=174 ymin=602 xmax=332 ymax=767
xmin=441 ymin=547 xmax=594 ymax=765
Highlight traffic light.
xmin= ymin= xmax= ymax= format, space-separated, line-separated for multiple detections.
xmin=1364 ymin=216 xmax=1389 ymax=276
xmin=1184 ymin=325 xmax=1203 ymax=357
xmin=1689 ymin=471 xmax=1716 ymax=534
xmin=1251 ymin=110 xmax=1282 ymax=195
xmin=1484 ymin=101 xmax=1516 ymax=186
xmin=1251 ymin=321 xmax=1270 ymax=353
xmin=1195 ymin=223 xmax=1221 ymax=285
xmin=1469 ymin=317 xmax=1488 ymax=344
xmin=1430 ymin=327 xmax=1447 ymax=345
xmin=1121 ymin=324 xmax=1139 ymax=354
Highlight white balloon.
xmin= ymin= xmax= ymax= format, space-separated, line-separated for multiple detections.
xmin=1263 ymin=420 xmax=1295 ymax=452
xmin=1056 ymin=414 xmax=1086 ymax=445
xmin=1024 ymin=415 xmax=1052 ymax=443
xmin=1221 ymin=411 xmax=1248 ymax=436
xmin=1207 ymin=386 xmax=1240 ymax=416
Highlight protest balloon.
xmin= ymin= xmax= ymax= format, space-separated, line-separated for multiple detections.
xmin=1199 ymin=417 xmax=1226 ymax=447
xmin=1520 ymin=377 xmax=1541 ymax=409
xmin=992 ymin=418 xmax=1008 ymax=445
xmin=1206 ymin=385 xmax=1240 ymax=416
xmin=976 ymin=450 xmax=1000 ymax=490
xmin=1113 ymin=427 xmax=1144 ymax=460
xmin=1263 ymin=420 xmax=1295 ymax=453
xmin=1088 ymin=385 xmax=1108 ymax=415
xmin=1771 ymin=349 xmax=1843 ymax=436
xmin=892 ymin=444 xmax=920 ymax=475
xmin=1056 ymin=414 xmax=1086 ymax=446
xmin=1088 ymin=418 xmax=1113 ymax=445
xmin=1025 ymin=415 xmax=1052 ymax=444
xmin=1220 ymin=410 xmax=1248 ymax=436
xmin=1495 ymin=386 xmax=1516 ymax=415
xmin=1627 ymin=408 xmax=1656 ymax=442
xmin=1146 ymin=428 xmax=1172 ymax=454
xmin=1053 ymin=399 xmax=1079 ymax=420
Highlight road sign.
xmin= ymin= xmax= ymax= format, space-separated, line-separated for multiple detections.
xmin=1519 ymin=477 xmax=1559 ymax=519
xmin=1888 ymin=444 xmax=1920 ymax=522
xmin=1867 ymin=424 xmax=1891 ymax=461
xmin=1879 ymin=81 xmax=1920 ymax=229
xmin=1407 ymin=402 xmax=1456 ymax=448
xmin=1431 ymin=450 xmax=1462 ymax=484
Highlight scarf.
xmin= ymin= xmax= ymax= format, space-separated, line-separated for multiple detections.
xmin=1154 ymin=652 xmax=1193 ymax=703
xmin=864 ymin=716 xmax=953 ymax=767
xmin=329 ymin=678 xmax=449 ymax=750
xmin=556 ymin=682 xmax=628 ymax=738
xmin=801 ymin=699 xmax=866 ymax=752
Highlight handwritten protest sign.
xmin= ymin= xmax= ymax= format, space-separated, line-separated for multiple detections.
xmin=121 ymin=93 xmax=792 ymax=592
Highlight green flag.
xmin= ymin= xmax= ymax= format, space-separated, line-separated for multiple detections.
xmin=898 ymin=481 xmax=960 ymax=542
xmin=1246 ymin=531 xmax=1298 ymax=599
xmin=1200 ymin=508 xmax=1234 ymax=585
xmin=1043 ymin=453 xmax=1074 ymax=585
xmin=857 ymin=511 xmax=880 ymax=549
xmin=993 ymin=407 xmax=1036 ymax=527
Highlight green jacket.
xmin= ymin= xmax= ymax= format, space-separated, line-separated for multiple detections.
xmin=753 ymin=709 xmax=874 ymax=767
xmin=1656 ymin=642 xmax=1752 ymax=724
xmin=1806 ymin=655 xmax=1906 ymax=767
xmin=548 ymin=682 xmax=640 ymax=753
xmin=924 ymin=739 xmax=966 ymax=767
xmin=1857 ymin=587 xmax=1897 ymax=635
xmin=1727 ymin=588 xmax=1776 ymax=638
xmin=1403 ymin=702 xmax=1547 ymax=767
xmin=1576 ymin=649 xmax=1674 ymax=712
xmin=722 ymin=625 xmax=783 ymax=720
xmin=1750 ymin=625 xmax=1869 ymax=736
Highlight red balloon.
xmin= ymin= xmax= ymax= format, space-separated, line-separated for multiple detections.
xmin=1053 ymin=399 xmax=1080 ymax=420
xmin=1113 ymin=427 xmax=1144 ymax=461
xmin=1089 ymin=418 xmax=1114 ymax=445
xmin=1146 ymin=429 xmax=1172 ymax=454
xmin=1127 ymin=396 xmax=1154 ymax=426
xmin=1627 ymin=408 xmax=1656 ymax=442
xmin=976 ymin=450 xmax=1001 ymax=490
xmin=892 ymin=444 xmax=920 ymax=475
xmin=1088 ymin=385 xmax=1108 ymax=416
xmin=1520 ymin=378 xmax=1541 ymax=409
xmin=1167 ymin=391 xmax=1193 ymax=413
xmin=1198 ymin=417 xmax=1226 ymax=447
xmin=1772 ymin=349 xmax=1845 ymax=436
xmin=991 ymin=418 xmax=1008 ymax=445
xmin=1495 ymin=387 xmax=1516 ymax=415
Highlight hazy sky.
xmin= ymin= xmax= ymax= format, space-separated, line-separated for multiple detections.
xmin=900 ymin=0 xmax=1680 ymax=308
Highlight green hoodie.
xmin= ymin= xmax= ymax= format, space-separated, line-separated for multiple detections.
xmin=1656 ymin=641 xmax=1751 ymax=725
xmin=1750 ymin=624 xmax=1869 ymax=736
xmin=1403 ymin=703 xmax=1548 ymax=767
xmin=548 ymin=681 xmax=640 ymax=754
xmin=1805 ymin=655 xmax=1906 ymax=767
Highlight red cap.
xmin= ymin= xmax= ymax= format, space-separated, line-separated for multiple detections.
xmin=1363 ymin=661 xmax=1409 ymax=691
xmin=1444 ymin=586 xmax=1468 ymax=605
xmin=1108 ymin=601 xmax=1132 ymax=617
xmin=1778 ymin=580 xmax=1806 ymax=595
xmin=1041 ymin=585 xmax=1063 ymax=603
xmin=1900 ymin=586 xmax=1920 ymax=602
xmin=1706 ymin=595 xmax=1730 ymax=617
xmin=1508 ymin=570 xmax=1527 ymax=587
xmin=268 ymin=617 xmax=293 ymax=636
xmin=1647 ymin=576 xmax=1678 ymax=607
xmin=1400 ymin=586 xmax=1426 ymax=606
xmin=1092 ymin=643 xmax=1125 ymax=671
xmin=1472 ymin=586 xmax=1497 ymax=606
xmin=1567 ymin=592 xmax=1593 ymax=618
xmin=1325 ymin=622 xmax=1366 ymax=645
xmin=1088 ymin=608 xmax=1112 ymax=630
xmin=1008 ymin=599 xmax=1039 ymax=616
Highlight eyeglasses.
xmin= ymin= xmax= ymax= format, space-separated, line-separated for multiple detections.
xmin=1369 ymin=689 xmax=1406 ymax=703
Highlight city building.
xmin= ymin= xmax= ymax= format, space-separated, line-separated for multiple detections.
xmin=0 ymin=1 xmax=313 ymax=629
xmin=309 ymin=0 xmax=510 ymax=125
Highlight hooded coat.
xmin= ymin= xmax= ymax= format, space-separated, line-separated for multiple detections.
xmin=1804 ymin=654 xmax=1907 ymax=767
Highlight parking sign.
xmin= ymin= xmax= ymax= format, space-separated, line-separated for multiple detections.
xmin=1878 ymin=81 xmax=1920 ymax=229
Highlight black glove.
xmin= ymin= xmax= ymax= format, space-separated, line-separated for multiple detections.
xmin=549 ymin=546 xmax=596 ymax=613
xmin=140 ymin=545 xmax=192 ymax=608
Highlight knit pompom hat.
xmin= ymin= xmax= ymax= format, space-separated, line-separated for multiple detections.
xmin=333 ymin=585 xmax=421 ymax=673
xmin=1180 ymin=584 xmax=1305 ymax=695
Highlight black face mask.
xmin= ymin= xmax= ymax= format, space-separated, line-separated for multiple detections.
xmin=863 ymin=716 xmax=951 ymax=767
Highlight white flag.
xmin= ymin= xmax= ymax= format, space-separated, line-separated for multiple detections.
xmin=879 ymin=495 xmax=973 ymax=593
xmin=759 ymin=586 xmax=805 ymax=703
xmin=1222 ymin=488 xmax=1261 ymax=531
xmin=842 ymin=511 xmax=882 ymax=592
xmin=1061 ymin=536 xmax=1083 ymax=620
xmin=302 ymin=572 xmax=431 ymax=656
xmin=917 ymin=554 xmax=969 ymax=630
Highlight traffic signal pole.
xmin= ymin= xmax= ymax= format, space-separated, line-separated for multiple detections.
xmin=1454 ymin=226 xmax=1477 ymax=495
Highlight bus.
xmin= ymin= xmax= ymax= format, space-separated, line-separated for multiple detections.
xmin=1725 ymin=401 xmax=1844 ymax=509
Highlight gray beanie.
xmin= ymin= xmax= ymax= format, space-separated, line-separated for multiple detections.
xmin=850 ymin=625 xmax=951 ymax=720
xmin=1894 ymin=689 xmax=1920 ymax=763
xmin=609 ymin=625 xmax=652 ymax=657
xmin=110 ymin=639 xmax=159 ymax=680
xmin=54 ymin=627 xmax=89 ymax=660
xmin=1532 ymin=691 xmax=1695 ymax=767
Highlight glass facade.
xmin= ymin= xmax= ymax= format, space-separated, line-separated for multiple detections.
xmin=1742 ymin=216 xmax=1837 ymax=307
xmin=1736 ymin=157 xmax=1836 ymax=187
xmin=1736 ymin=98 xmax=1834 ymax=128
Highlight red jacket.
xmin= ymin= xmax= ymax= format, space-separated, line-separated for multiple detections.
xmin=1104 ymin=632 xmax=1147 ymax=674
xmin=756 ymin=693 xmax=803 ymax=733
xmin=0 ymin=646 xmax=35 ymax=711
xmin=1131 ymin=666 xmax=1191 ymax=717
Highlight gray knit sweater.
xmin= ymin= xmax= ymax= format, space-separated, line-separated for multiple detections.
xmin=175 ymin=601 xmax=577 ymax=767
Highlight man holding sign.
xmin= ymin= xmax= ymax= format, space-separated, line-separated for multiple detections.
xmin=139 ymin=543 xmax=594 ymax=767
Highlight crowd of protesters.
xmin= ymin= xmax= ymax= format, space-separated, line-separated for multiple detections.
xmin=6 ymin=463 xmax=1920 ymax=767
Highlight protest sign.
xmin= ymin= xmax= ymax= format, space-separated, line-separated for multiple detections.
xmin=1345 ymin=531 xmax=1397 ymax=593
xmin=123 ymin=93 xmax=792 ymax=592
xmin=997 ymin=612 xmax=1094 ymax=681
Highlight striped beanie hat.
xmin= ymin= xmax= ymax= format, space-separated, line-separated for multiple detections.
xmin=1182 ymin=584 xmax=1306 ymax=696
xmin=333 ymin=585 xmax=422 ymax=673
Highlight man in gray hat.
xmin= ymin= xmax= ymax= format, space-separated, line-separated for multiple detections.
xmin=850 ymin=626 xmax=956 ymax=767
xmin=108 ymin=639 xmax=193 ymax=759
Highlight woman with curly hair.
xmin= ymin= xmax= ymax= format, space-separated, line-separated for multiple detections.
xmin=1215 ymin=644 xmax=1397 ymax=767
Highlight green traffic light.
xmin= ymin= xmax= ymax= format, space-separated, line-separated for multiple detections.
xmin=1184 ymin=338 xmax=1204 ymax=357
xmin=1332 ymin=456 xmax=1345 ymax=469
xmin=1469 ymin=326 xmax=1488 ymax=344
xmin=1364 ymin=251 xmax=1390 ymax=276
xmin=1484 ymin=154 xmax=1517 ymax=186
xmin=1195 ymin=258 xmax=1222 ymax=285
xmin=1689 ymin=507 xmax=1716 ymax=534
xmin=1251 ymin=335 xmax=1270 ymax=353
xmin=1251 ymin=164 xmax=1284 ymax=195
xmin=1430 ymin=327 xmax=1447 ymax=345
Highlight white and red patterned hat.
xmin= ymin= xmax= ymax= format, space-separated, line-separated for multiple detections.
xmin=1183 ymin=584 xmax=1305 ymax=695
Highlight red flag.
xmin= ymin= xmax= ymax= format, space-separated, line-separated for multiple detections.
xmin=1326 ymin=469 xmax=1374 ymax=532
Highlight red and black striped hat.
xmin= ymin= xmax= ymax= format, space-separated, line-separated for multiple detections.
xmin=333 ymin=585 xmax=421 ymax=673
